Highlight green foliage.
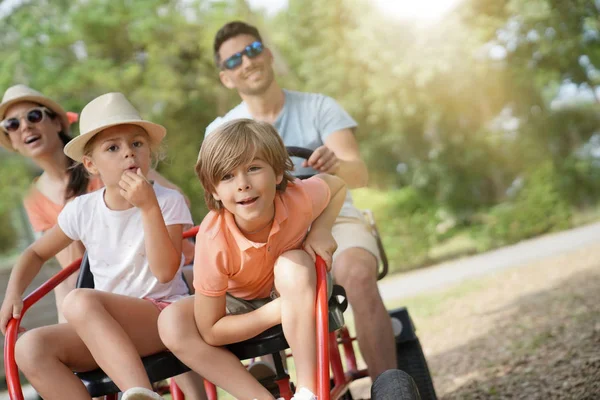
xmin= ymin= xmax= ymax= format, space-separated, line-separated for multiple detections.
xmin=2 ymin=0 xmax=600 ymax=270
xmin=484 ymin=162 xmax=572 ymax=246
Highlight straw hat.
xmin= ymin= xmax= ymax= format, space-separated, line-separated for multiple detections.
xmin=64 ymin=92 xmax=166 ymax=162
xmin=0 ymin=84 xmax=70 ymax=151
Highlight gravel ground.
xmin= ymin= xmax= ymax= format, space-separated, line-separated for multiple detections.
xmin=414 ymin=244 xmax=600 ymax=399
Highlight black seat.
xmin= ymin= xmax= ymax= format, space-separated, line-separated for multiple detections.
xmin=73 ymin=253 xmax=347 ymax=397
xmin=73 ymin=253 xmax=192 ymax=397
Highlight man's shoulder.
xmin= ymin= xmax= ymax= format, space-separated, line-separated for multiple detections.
xmin=205 ymin=102 xmax=251 ymax=136
xmin=284 ymin=89 xmax=330 ymax=106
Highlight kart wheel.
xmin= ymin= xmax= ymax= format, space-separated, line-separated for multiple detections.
xmin=371 ymin=369 xmax=421 ymax=400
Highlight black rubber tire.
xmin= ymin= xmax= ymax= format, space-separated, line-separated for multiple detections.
xmin=371 ymin=369 xmax=421 ymax=400
xmin=396 ymin=339 xmax=437 ymax=400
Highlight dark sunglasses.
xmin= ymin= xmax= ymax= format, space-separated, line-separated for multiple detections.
xmin=221 ymin=41 xmax=264 ymax=70
xmin=1 ymin=107 xmax=51 ymax=134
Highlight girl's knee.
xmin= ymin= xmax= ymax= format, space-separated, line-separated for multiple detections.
xmin=15 ymin=329 xmax=50 ymax=373
xmin=274 ymin=250 xmax=316 ymax=293
xmin=62 ymin=288 xmax=101 ymax=323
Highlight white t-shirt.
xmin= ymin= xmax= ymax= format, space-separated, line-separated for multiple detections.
xmin=58 ymin=183 xmax=192 ymax=302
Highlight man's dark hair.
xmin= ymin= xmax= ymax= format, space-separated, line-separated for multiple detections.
xmin=213 ymin=21 xmax=263 ymax=68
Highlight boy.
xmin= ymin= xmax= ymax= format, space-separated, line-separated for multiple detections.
xmin=158 ymin=119 xmax=346 ymax=400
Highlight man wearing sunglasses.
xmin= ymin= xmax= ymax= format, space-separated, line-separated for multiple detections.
xmin=205 ymin=21 xmax=397 ymax=383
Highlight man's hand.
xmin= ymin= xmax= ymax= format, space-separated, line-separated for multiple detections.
xmin=303 ymin=228 xmax=338 ymax=271
xmin=119 ymin=168 xmax=159 ymax=211
xmin=302 ymin=145 xmax=340 ymax=174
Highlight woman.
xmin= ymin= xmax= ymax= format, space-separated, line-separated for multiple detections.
xmin=0 ymin=85 xmax=205 ymax=399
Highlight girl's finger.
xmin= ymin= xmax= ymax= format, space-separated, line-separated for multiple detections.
xmin=304 ymin=245 xmax=316 ymax=262
xmin=12 ymin=303 xmax=22 ymax=319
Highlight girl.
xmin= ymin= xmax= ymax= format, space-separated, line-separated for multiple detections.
xmin=0 ymin=92 xmax=191 ymax=400
xmin=0 ymin=85 xmax=194 ymax=322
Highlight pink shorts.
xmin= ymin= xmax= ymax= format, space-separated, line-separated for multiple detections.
xmin=144 ymin=297 xmax=172 ymax=312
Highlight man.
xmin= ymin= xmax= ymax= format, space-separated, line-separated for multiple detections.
xmin=205 ymin=21 xmax=397 ymax=380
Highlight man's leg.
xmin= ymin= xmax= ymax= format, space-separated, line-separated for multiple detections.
xmin=332 ymin=247 xmax=397 ymax=379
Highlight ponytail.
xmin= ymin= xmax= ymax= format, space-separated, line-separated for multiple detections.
xmin=59 ymin=131 xmax=90 ymax=200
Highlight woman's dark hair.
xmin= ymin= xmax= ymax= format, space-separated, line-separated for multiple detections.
xmin=43 ymin=107 xmax=89 ymax=200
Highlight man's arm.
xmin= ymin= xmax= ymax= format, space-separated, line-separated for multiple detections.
xmin=302 ymin=128 xmax=368 ymax=189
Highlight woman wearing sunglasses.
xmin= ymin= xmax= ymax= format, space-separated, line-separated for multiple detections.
xmin=0 ymin=86 xmax=196 ymax=320
xmin=0 ymin=85 xmax=209 ymax=400
xmin=0 ymin=85 xmax=103 ymax=322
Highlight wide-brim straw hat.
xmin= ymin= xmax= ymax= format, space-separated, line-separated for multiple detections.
xmin=64 ymin=92 xmax=166 ymax=162
xmin=0 ymin=84 xmax=70 ymax=151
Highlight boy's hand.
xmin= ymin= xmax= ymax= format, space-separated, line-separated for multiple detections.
xmin=119 ymin=168 xmax=159 ymax=211
xmin=0 ymin=294 xmax=24 ymax=336
xmin=303 ymin=228 xmax=338 ymax=271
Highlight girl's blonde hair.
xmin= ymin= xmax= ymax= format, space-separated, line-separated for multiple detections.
xmin=196 ymin=119 xmax=295 ymax=211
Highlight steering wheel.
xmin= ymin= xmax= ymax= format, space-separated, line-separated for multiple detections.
xmin=286 ymin=146 xmax=315 ymax=180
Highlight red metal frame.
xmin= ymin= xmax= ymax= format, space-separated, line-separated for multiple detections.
xmin=3 ymin=228 xmax=369 ymax=400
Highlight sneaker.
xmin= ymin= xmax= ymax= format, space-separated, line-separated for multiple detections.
xmin=121 ymin=387 xmax=165 ymax=400
xmin=291 ymin=387 xmax=317 ymax=400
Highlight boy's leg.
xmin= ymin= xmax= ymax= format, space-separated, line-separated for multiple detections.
xmin=158 ymin=296 xmax=275 ymax=400
xmin=273 ymin=250 xmax=317 ymax=395
xmin=172 ymin=371 xmax=208 ymax=400
xmin=61 ymin=289 xmax=171 ymax=393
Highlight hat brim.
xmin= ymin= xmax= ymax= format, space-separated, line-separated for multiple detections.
xmin=63 ymin=120 xmax=166 ymax=163
xmin=0 ymin=95 xmax=70 ymax=151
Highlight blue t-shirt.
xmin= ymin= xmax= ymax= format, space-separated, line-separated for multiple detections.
xmin=205 ymin=89 xmax=361 ymax=218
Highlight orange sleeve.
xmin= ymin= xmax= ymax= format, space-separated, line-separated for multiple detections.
xmin=192 ymin=224 xmax=230 ymax=297
xmin=87 ymin=176 xmax=104 ymax=192
xmin=297 ymin=177 xmax=331 ymax=220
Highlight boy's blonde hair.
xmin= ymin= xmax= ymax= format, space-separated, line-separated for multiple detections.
xmin=196 ymin=119 xmax=295 ymax=211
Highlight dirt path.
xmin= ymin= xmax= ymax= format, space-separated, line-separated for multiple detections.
xmin=410 ymin=244 xmax=600 ymax=399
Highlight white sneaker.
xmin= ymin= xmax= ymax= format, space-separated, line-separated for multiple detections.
xmin=291 ymin=387 xmax=317 ymax=400
xmin=121 ymin=387 xmax=165 ymax=400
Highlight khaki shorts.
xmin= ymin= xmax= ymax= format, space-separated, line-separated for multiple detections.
xmin=226 ymin=273 xmax=334 ymax=315
xmin=332 ymin=216 xmax=381 ymax=265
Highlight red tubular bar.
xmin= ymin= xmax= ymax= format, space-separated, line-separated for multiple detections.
xmin=4 ymin=226 xmax=200 ymax=400
xmin=204 ymin=380 xmax=218 ymax=400
xmin=315 ymin=256 xmax=329 ymax=400
xmin=339 ymin=327 xmax=358 ymax=372
xmin=4 ymin=257 xmax=83 ymax=400
xmin=329 ymin=332 xmax=346 ymax=388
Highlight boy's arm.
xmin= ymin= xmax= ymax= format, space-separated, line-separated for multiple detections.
xmin=1 ymin=225 xmax=73 ymax=333
xmin=194 ymin=293 xmax=281 ymax=346
xmin=302 ymin=174 xmax=347 ymax=269
xmin=311 ymin=174 xmax=347 ymax=232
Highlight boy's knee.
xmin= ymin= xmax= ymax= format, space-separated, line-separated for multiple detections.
xmin=158 ymin=303 xmax=194 ymax=351
xmin=62 ymin=288 xmax=99 ymax=323
xmin=275 ymin=250 xmax=316 ymax=292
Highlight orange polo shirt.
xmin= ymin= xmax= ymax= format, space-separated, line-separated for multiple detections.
xmin=193 ymin=177 xmax=330 ymax=300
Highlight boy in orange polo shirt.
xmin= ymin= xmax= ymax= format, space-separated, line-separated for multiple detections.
xmin=158 ymin=119 xmax=346 ymax=400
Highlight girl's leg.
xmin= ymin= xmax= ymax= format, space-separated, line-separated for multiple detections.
xmin=15 ymin=324 xmax=98 ymax=400
xmin=274 ymin=250 xmax=317 ymax=394
xmin=158 ymin=297 xmax=274 ymax=400
xmin=53 ymin=272 xmax=78 ymax=323
xmin=61 ymin=289 xmax=168 ymax=392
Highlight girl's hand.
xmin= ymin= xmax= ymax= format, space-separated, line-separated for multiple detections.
xmin=119 ymin=168 xmax=159 ymax=211
xmin=0 ymin=294 xmax=24 ymax=336
xmin=303 ymin=228 xmax=338 ymax=271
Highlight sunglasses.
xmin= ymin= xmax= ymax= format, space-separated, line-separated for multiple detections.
xmin=221 ymin=41 xmax=265 ymax=70
xmin=1 ymin=107 xmax=51 ymax=134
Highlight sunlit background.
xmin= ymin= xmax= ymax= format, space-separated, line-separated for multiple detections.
xmin=1 ymin=0 xmax=600 ymax=396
